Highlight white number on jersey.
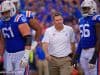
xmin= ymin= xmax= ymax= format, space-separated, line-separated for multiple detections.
xmin=80 ymin=24 xmax=90 ymax=38
xmin=2 ymin=26 xmax=14 ymax=38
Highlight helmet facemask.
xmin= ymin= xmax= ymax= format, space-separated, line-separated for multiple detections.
xmin=81 ymin=6 xmax=91 ymax=17
xmin=1 ymin=10 xmax=11 ymax=21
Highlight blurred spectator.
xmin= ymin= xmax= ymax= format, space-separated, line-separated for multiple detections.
xmin=0 ymin=0 xmax=4 ymax=4
xmin=64 ymin=16 xmax=80 ymax=47
xmin=36 ymin=6 xmax=48 ymax=26
xmin=61 ymin=5 xmax=70 ymax=19
xmin=20 ymin=0 xmax=25 ymax=10
xmin=25 ymin=0 xmax=37 ymax=11
xmin=19 ymin=0 xmax=99 ymax=27
xmin=36 ymin=45 xmax=49 ymax=75
xmin=23 ymin=0 xmax=83 ymax=27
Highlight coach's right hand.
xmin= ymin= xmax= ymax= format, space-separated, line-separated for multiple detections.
xmin=45 ymin=54 xmax=52 ymax=62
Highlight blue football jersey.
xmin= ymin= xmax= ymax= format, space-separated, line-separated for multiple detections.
xmin=79 ymin=14 xmax=100 ymax=49
xmin=0 ymin=14 xmax=28 ymax=53
xmin=20 ymin=10 xmax=36 ymax=23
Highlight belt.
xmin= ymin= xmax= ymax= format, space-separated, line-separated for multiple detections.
xmin=83 ymin=47 xmax=94 ymax=50
xmin=50 ymin=55 xmax=68 ymax=59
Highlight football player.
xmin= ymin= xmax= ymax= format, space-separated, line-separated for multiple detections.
xmin=72 ymin=0 xmax=100 ymax=75
xmin=6 ymin=0 xmax=42 ymax=75
xmin=0 ymin=1 xmax=32 ymax=75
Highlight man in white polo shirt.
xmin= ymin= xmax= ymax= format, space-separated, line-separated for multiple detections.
xmin=42 ymin=12 xmax=76 ymax=75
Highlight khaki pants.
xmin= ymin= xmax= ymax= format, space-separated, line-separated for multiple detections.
xmin=37 ymin=59 xmax=49 ymax=75
xmin=49 ymin=56 xmax=72 ymax=75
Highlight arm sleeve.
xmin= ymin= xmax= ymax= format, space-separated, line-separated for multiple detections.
xmin=89 ymin=22 xmax=100 ymax=64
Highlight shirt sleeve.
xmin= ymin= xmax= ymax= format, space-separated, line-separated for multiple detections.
xmin=42 ymin=29 xmax=50 ymax=43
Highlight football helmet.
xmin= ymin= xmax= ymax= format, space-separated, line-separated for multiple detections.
xmin=81 ymin=0 xmax=97 ymax=17
xmin=0 ymin=1 xmax=16 ymax=21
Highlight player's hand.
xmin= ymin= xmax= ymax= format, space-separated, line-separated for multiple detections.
xmin=31 ymin=41 xmax=38 ymax=51
xmin=88 ymin=63 xmax=95 ymax=69
xmin=20 ymin=49 xmax=30 ymax=68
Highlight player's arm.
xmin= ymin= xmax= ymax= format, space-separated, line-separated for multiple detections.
xmin=27 ymin=11 xmax=41 ymax=42
xmin=89 ymin=23 xmax=100 ymax=64
xmin=0 ymin=31 xmax=4 ymax=55
xmin=17 ymin=15 xmax=32 ymax=52
xmin=18 ymin=23 xmax=32 ymax=50
xmin=29 ymin=18 xmax=41 ymax=42
xmin=18 ymin=22 xmax=33 ymax=67
xmin=89 ymin=15 xmax=100 ymax=64
xmin=95 ymin=23 xmax=100 ymax=54
xmin=0 ymin=31 xmax=4 ymax=63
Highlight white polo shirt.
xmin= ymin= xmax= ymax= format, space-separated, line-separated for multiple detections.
xmin=42 ymin=25 xmax=75 ymax=57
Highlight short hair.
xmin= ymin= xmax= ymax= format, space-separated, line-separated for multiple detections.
xmin=52 ymin=12 xmax=62 ymax=20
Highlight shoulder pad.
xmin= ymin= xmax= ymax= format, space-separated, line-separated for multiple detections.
xmin=14 ymin=14 xmax=23 ymax=22
xmin=92 ymin=15 xmax=100 ymax=21
xmin=26 ymin=11 xmax=32 ymax=17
